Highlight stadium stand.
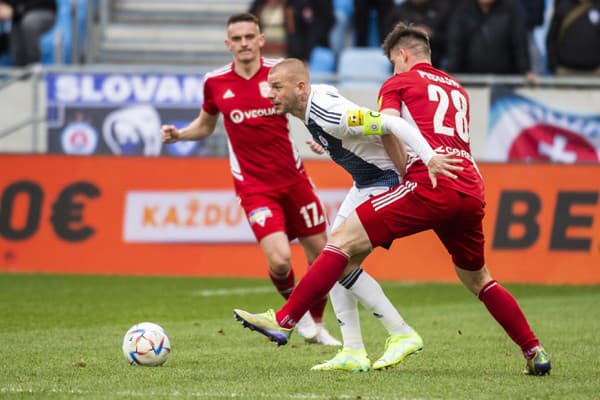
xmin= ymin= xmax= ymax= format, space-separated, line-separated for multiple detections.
xmin=329 ymin=0 xmax=354 ymax=57
xmin=0 ymin=0 xmax=91 ymax=66
xmin=88 ymin=0 xmax=252 ymax=66
xmin=308 ymin=46 xmax=336 ymax=81
xmin=40 ymin=0 xmax=72 ymax=64
xmin=337 ymin=46 xmax=391 ymax=86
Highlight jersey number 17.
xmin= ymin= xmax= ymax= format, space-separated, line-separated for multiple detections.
xmin=299 ymin=201 xmax=325 ymax=229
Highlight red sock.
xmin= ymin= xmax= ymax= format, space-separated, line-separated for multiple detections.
xmin=276 ymin=244 xmax=349 ymax=328
xmin=269 ymin=268 xmax=295 ymax=299
xmin=308 ymin=296 xmax=327 ymax=324
xmin=478 ymin=280 xmax=540 ymax=357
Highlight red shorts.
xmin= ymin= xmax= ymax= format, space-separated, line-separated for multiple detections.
xmin=239 ymin=179 xmax=327 ymax=242
xmin=356 ymin=180 xmax=485 ymax=271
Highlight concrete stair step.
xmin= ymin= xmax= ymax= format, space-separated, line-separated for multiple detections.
xmin=102 ymin=23 xmax=225 ymax=43
xmin=111 ymin=0 xmax=251 ymax=24
xmin=89 ymin=0 xmax=250 ymax=65
xmin=93 ymin=48 xmax=231 ymax=66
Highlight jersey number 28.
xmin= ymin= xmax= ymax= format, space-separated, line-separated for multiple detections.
xmin=427 ymin=84 xmax=469 ymax=143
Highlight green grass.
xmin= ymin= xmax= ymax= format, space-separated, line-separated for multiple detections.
xmin=1 ymin=273 xmax=599 ymax=399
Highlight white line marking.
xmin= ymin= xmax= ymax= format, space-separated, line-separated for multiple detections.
xmin=193 ymin=286 xmax=274 ymax=297
xmin=0 ymin=387 xmax=425 ymax=399
xmin=193 ymin=282 xmax=424 ymax=297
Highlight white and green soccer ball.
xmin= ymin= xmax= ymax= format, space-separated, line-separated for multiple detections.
xmin=122 ymin=322 xmax=171 ymax=366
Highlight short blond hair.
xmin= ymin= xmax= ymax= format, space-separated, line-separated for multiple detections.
xmin=271 ymin=58 xmax=310 ymax=82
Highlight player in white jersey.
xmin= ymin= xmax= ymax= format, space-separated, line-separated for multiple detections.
xmin=302 ymin=83 xmax=420 ymax=371
xmin=238 ymin=58 xmax=461 ymax=371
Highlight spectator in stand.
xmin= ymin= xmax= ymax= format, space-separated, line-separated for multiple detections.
xmin=446 ymin=0 xmax=535 ymax=81
xmin=522 ymin=0 xmax=546 ymax=28
xmin=250 ymin=0 xmax=288 ymax=57
xmin=546 ymin=0 xmax=600 ymax=75
xmin=384 ymin=0 xmax=451 ymax=68
xmin=329 ymin=0 xmax=354 ymax=55
xmin=354 ymin=0 xmax=394 ymax=46
xmin=0 ymin=0 xmax=56 ymax=66
xmin=521 ymin=0 xmax=546 ymax=74
xmin=286 ymin=0 xmax=334 ymax=61
xmin=0 ymin=3 xmax=11 ymax=56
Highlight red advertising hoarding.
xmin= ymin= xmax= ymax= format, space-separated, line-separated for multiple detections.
xmin=1 ymin=155 xmax=598 ymax=284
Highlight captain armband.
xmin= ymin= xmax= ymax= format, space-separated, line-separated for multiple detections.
xmin=363 ymin=110 xmax=383 ymax=135
xmin=346 ymin=109 xmax=383 ymax=136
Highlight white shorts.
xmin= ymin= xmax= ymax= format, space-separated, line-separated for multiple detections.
xmin=331 ymin=184 xmax=392 ymax=230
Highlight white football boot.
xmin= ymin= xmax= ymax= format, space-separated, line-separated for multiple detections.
xmin=311 ymin=324 xmax=342 ymax=346
xmin=295 ymin=312 xmax=318 ymax=341
xmin=295 ymin=313 xmax=342 ymax=346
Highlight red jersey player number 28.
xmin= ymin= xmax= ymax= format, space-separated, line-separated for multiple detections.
xmin=427 ymin=84 xmax=470 ymax=143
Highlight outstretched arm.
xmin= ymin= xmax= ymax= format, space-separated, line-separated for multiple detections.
xmin=161 ymin=109 xmax=218 ymax=143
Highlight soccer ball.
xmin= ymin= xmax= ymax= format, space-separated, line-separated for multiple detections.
xmin=122 ymin=322 xmax=171 ymax=366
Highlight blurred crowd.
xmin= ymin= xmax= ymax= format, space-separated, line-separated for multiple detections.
xmin=250 ymin=0 xmax=600 ymax=77
xmin=0 ymin=0 xmax=57 ymax=66
xmin=0 ymin=0 xmax=598 ymax=78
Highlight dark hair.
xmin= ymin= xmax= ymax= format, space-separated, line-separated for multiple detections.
xmin=381 ymin=22 xmax=431 ymax=59
xmin=227 ymin=13 xmax=261 ymax=30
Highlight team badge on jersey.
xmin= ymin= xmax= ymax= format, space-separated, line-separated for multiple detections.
xmin=248 ymin=207 xmax=273 ymax=227
xmin=259 ymin=81 xmax=270 ymax=98
xmin=318 ymin=135 xmax=328 ymax=148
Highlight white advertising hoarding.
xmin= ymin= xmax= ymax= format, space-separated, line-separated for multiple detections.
xmin=123 ymin=189 xmax=348 ymax=243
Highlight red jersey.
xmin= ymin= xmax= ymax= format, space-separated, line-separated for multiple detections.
xmin=378 ymin=63 xmax=485 ymax=203
xmin=202 ymin=58 xmax=307 ymax=195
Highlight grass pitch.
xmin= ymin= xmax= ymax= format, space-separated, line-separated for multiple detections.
xmin=1 ymin=273 xmax=599 ymax=399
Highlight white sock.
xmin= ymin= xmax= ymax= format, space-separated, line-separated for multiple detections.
xmin=340 ymin=267 xmax=412 ymax=335
xmin=329 ymin=282 xmax=364 ymax=350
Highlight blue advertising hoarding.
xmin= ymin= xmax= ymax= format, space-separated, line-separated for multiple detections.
xmin=46 ymin=72 xmax=221 ymax=156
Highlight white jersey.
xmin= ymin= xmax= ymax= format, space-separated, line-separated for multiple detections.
xmin=304 ymin=84 xmax=402 ymax=189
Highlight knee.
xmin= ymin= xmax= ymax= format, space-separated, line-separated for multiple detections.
xmin=455 ymin=265 xmax=492 ymax=296
xmin=471 ymin=274 xmax=492 ymax=296
xmin=266 ymin=251 xmax=292 ymax=276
